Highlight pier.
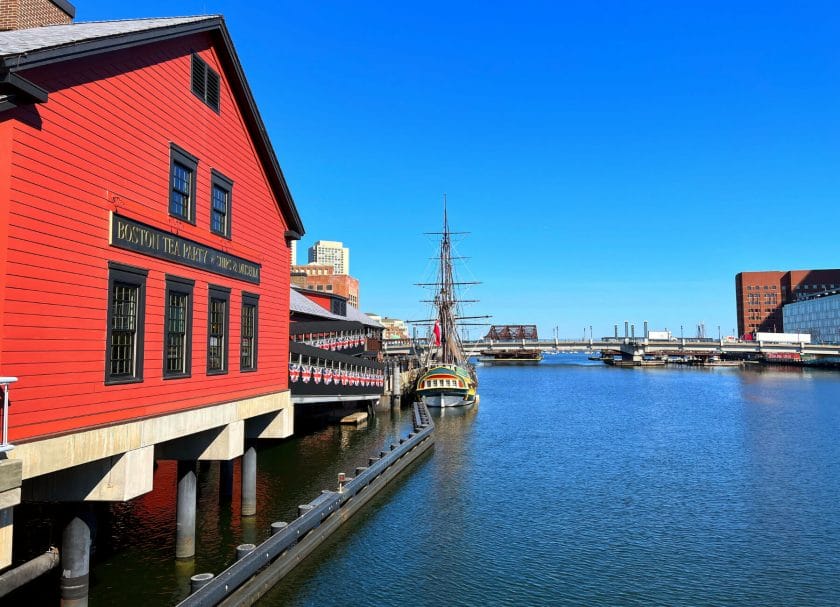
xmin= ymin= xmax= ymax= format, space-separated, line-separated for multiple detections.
xmin=383 ymin=337 xmax=840 ymax=366
xmin=177 ymin=401 xmax=433 ymax=606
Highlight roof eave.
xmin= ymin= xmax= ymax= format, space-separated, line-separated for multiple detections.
xmin=0 ymin=15 xmax=305 ymax=238
xmin=0 ymin=70 xmax=49 ymax=109
xmin=0 ymin=17 xmax=223 ymax=72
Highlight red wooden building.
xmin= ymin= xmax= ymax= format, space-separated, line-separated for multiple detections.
xmin=0 ymin=5 xmax=303 ymax=572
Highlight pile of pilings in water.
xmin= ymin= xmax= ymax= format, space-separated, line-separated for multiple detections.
xmin=176 ymin=401 xmax=434 ymax=607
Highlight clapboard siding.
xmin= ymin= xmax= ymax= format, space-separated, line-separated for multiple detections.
xmin=2 ymin=33 xmax=294 ymax=441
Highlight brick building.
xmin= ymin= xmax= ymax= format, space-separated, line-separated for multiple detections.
xmin=735 ymin=269 xmax=840 ymax=336
xmin=291 ymin=263 xmax=359 ymax=307
xmin=0 ymin=0 xmax=73 ymax=31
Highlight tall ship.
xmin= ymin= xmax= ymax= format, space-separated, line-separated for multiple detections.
xmin=414 ymin=202 xmax=479 ymax=407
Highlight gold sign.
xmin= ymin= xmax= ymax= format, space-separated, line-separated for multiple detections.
xmin=111 ymin=214 xmax=260 ymax=284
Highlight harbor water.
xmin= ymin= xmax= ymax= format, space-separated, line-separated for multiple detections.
xmin=260 ymin=355 xmax=840 ymax=606
xmin=13 ymin=355 xmax=840 ymax=605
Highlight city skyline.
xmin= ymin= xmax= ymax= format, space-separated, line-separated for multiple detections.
xmin=77 ymin=1 xmax=840 ymax=337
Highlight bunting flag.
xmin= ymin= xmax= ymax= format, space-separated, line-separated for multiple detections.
xmin=289 ymin=363 xmax=300 ymax=382
xmin=324 ymin=368 xmax=333 ymax=384
xmin=313 ymin=367 xmax=323 ymax=383
xmin=433 ymin=320 xmax=441 ymax=347
xmin=301 ymin=365 xmax=311 ymax=383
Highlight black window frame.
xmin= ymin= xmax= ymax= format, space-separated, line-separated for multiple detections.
xmin=210 ymin=169 xmax=234 ymax=239
xmin=163 ymin=275 xmax=195 ymax=379
xmin=207 ymin=284 xmax=231 ymax=375
xmin=191 ymin=53 xmax=221 ymax=113
xmin=105 ymin=262 xmax=148 ymax=385
xmin=240 ymin=292 xmax=259 ymax=372
xmin=169 ymin=144 xmax=198 ymax=224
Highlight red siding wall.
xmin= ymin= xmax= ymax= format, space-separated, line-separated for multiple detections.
xmin=1 ymin=34 xmax=292 ymax=441
xmin=303 ymin=292 xmax=335 ymax=313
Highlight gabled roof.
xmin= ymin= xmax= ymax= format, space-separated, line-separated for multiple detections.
xmin=0 ymin=16 xmax=304 ymax=236
xmin=290 ymin=288 xmax=384 ymax=328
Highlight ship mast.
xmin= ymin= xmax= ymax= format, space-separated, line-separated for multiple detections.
xmin=436 ymin=196 xmax=463 ymax=365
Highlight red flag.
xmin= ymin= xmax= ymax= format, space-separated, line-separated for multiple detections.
xmin=433 ymin=321 xmax=441 ymax=347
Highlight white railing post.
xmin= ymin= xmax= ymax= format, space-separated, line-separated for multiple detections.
xmin=0 ymin=377 xmax=18 ymax=452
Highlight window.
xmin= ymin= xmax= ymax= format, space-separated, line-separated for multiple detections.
xmin=191 ymin=54 xmax=220 ymax=112
xmin=105 ymin=262 xmax=148 ymax=384
xmin=331 ymin=298 xmax=346 ymax=316
xmin=170 ymin=144 xmax=198 ymax=223
xmin=207 ymin=285 xmax=230 ymax=374
xmin=241 ymin=292 xmax=259 ymax=372
xmin=164 ymin=276 xmax=194 ymax=378
xmin=210 ymin=170 xmax=233 ymax=238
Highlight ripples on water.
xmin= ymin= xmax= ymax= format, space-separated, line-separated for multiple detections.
xmin=24 ymin=356 xmax=837 ymax=606
xmin=263 ymin=356 xmax=840 ymax=607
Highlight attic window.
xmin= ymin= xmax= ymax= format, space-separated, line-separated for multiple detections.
xmin=191 ymin=54 xmax=220 ymax=112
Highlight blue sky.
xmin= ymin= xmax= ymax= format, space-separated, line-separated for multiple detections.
xmin=78 ymin=1 xmax=840 ymax=339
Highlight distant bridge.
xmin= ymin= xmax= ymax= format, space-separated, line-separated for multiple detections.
xmin=382 ymin=338 xmax=840 ymax=361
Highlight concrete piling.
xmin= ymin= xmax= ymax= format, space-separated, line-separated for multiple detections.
xmin=60 ymin=511 xmax=92 ymax=607
xmin=241 ymin=446 xmax=257 ymax=517
xmin=176 ymin=461 xmax=197 ymax=559
xmin=270 ymin=522 xmax=288 ymax=536
xmin=190 ymin=573 xmax=214 ymax=594
xmin=236 ymin=544 xmax=256 ymax=561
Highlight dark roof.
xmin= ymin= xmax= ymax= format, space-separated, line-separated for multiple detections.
xmin=290 ymin=289 xmax=383 ymax=328
xmin=0 ymin=16 xmax=304 ymax=236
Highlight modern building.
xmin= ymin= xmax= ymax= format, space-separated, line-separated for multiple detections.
xmin=0 ymin=5 xmax=303 ymax=580
xmin=783 ymin=290 xmax=840 ymax=344
xmin=308 ymin=240 xmax=350 ymax=275
xmin=735 ymin=269 xmax=840 ymax=336
xmin=291 ymin=263 xmax=359 ymax=307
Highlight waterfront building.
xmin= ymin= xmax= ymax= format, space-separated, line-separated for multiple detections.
xmin=367 ymin=314 xmax=410 ymax=340
xmin=289 ymin=288 xmax=384 ymax=405
xmin=783 ymin=290 xmax=840 ymax=344
xmin=735 ymin=269 xmax=840 ymax=336
xmin=291 ymin=263 xmax=360 ymax=307
xmin=308 ymin=240 xmax=350 ymax=275
xmin=0 ymin=5 xmax=303 ymax=574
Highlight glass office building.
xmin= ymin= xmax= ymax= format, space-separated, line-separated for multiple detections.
xmin=783 ymin=291 xmax=840 ymax=344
